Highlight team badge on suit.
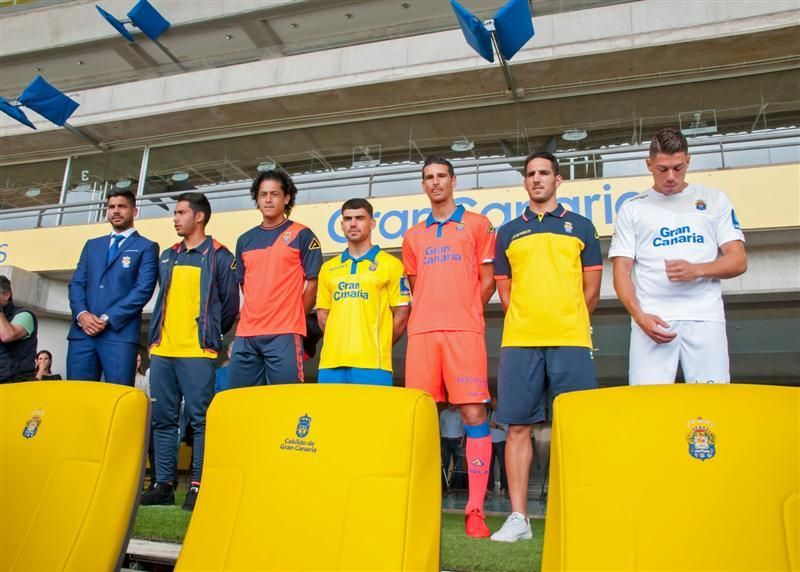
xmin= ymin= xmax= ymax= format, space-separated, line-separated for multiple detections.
xmin=121 ymin=255 xmax=132 ymax=268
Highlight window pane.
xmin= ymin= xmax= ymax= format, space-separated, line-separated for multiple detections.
xmin=0 ymin=159 xmax=66 ymax=230
xmin=62 ymin=149 xmax=144 ymax=226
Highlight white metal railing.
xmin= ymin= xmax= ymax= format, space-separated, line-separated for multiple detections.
xmin=1 ymin=128 xmax=798 ymax=230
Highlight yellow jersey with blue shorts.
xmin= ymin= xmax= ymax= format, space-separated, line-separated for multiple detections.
xmin=317 ymin=246 xmax=410 ymax=372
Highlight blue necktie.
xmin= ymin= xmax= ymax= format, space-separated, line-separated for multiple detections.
xmin=107 ymin=234 xmax=123 ymax=265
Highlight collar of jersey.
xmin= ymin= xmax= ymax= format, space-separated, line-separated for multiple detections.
xmin=425 ymin=203 xmax=465 ymax=228
xmin=521 ymin=203 xmax=566 ymax=222
xmin=341 ymin=244 xmax=381 ymax=264
xmin=177 ymin=235 xmax=212 ymax=254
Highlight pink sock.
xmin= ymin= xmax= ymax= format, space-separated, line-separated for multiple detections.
xmin=465 ymin=434 xmax=492 ymax=513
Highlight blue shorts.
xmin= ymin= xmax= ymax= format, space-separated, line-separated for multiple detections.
xmin=228 ymin=334 xmax=304 ymax=388
xmin=495 ymin=347 xmax=597 ymax=425
xmin=318 ymin=367 xmax=393 ymax=386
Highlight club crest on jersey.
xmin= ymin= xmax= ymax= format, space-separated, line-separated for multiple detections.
xmin=564 ymin=221 xmax=573 ymax=234
xmin=695 ymin=199 xmax=707 ymax=211
xmin=282 ymin=231 xmax=292 ymax=244
xmin=369 ymin=261 xmax=378 ymax=272
xmin=686 ymin=417 xmax=716 ymax=461
xmin=22 ymin=410 xmax=43 ymax=439
xmin=121 ymin=255 xmax=131 ymax=268
xmin=456 ymin=223 xmax=465 ymax=231
xmin=296 ymin=413 xmax=312 ymax=438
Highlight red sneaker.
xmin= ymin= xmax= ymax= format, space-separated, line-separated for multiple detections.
xmin=465 ymin=508 xmax=491 ymax=538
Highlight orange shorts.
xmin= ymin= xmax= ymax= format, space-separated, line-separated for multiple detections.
xmin=405 ymin=331 xmax=490 ymax=404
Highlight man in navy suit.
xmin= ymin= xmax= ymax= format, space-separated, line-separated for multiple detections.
xmin=67 ymin=189 xmax=159 ymax=385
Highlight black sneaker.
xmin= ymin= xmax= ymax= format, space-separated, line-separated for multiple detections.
xmin=182 ymin=485 xmax=199 ymax=512
xmin=140 ymin=482 xmax=175 ymax=506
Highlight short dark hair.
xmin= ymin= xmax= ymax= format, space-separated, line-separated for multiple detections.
xmin=0 ymin=275 xmax=10 ymax=294
xmin=422 ymin=155 xmax=454 ymax=178
xmin=341 ymin=198 xmax=373 ymax=216
xmin=250 ymin=169 xmax=297 ymax=217
xmin=524 ymin=150 xmax=560 ymax=175
xmin=107 ymin=189 xmax=136 ymax=207
xmin=650 ymin=127 xmax=688 ymax=157
xmin=177 ymin=192 xmax=212 ymax=225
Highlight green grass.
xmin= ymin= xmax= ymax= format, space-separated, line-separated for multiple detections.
xmin=133 ymin=495 xmax=544 ymax=571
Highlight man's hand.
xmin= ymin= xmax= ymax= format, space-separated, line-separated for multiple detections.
xmin=78 ymin=312 xmax=107 ymax=336
xmin=634 ymin=313 xmax=677 ymax=344
xmin=665 ymin=259 xmax=701 ymax=282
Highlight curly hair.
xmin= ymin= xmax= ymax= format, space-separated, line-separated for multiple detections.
xmin=250 ymin=169 xmax=297 ymax=217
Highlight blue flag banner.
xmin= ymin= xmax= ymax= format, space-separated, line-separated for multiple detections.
xmin=96 ymin=5 xmax=136 ymax=42
xmin=127 ymin=0 xmax=170 ymax=42
xmin=494 ymin=0 xmax=534 ymax=60
xmin=450 ymin=0 xmax=494 ymax=63
xmin=18 ymin=76 xmax=79 ymax=127
xmin=0 ymin=97 xmax=36 ymax=130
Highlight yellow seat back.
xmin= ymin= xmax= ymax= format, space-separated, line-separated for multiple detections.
xmin=543 ymin=384 xmax=799 ymax=572
xmin=1 ymin=381 xmax=148 ymax=571
xmin=177 ymin=385 xmax=441 ymax=571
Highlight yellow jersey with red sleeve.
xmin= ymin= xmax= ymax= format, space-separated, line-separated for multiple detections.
xmin=494 ymin=204 xmax=602 ymax=348
xmin=316 ymin=246 xmax=410 ymax=372
xmin=402 ymin=204 xmax=495 ymax=335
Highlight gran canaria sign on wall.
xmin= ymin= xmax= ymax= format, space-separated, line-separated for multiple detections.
xmin=1 ymin=164 xmax=798 ymax=272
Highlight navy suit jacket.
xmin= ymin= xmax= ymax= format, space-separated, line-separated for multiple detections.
xmin=68 ymin=230 xmax=159 ymax=344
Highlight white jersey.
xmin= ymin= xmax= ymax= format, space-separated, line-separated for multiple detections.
xmin=609 ymin=183 xmax=744 ymax=323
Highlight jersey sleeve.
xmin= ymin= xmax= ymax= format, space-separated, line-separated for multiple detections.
xmin=315 ymin=265 xmax=332 ymax=310
xmin=234 ymin=234 xmax=246 ymax=284
xmin=608 ymin=200 xmax=636 ymax=259
xmin=475 ymin=216 xmax=496 ymax=264
xmin=493 ymin=229 xmax=511 ymax=279
xmin=401 ymin=232 xmax=417 ymax=277
xmin=298 ymin=228 xmax=323 ymax=279
xmin=715 ymin=191 xmax=746 ymax=246
xmin=388 ymin=256 xmax=411 ymax=307
xmin=581 ymin=219 xmax=603 ymax=271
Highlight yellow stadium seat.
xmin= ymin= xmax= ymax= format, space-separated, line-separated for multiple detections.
xmin=1 ymin=381 xmax=149 ymax=571
xmin=177 ymin=384 xmax=441 ymax=571
xmin=542 ymin=384 xmax=799 ymax=571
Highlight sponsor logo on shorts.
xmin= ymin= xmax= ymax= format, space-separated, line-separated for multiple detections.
xmin=686 ymin=417 xmax=716 ymax=461
xmin=456 ymin=375 xmax=484 ymax=385
xmin=470 ymin=458 xmax=485 ymax=467
xmin=22 ymin=410 xmax=43 ymax=439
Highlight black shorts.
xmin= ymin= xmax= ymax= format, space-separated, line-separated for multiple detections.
xmin=495 ymin=346 xmax=597 ymax=425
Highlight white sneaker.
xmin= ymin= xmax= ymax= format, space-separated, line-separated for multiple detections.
xmin=490 ymin=512 xmax=532 ymax=542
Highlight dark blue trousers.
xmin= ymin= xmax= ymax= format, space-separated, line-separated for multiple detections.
xmin=66 ymin=337 xmax=138 ymax=386
xmin=149 ymin=356 xmax=215 ymax=483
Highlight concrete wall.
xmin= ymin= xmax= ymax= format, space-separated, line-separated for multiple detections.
xmin=3 ymin=0 xmax=798 ymax=136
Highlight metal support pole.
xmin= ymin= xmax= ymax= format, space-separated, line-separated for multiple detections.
xmin=152 ymin=38 xmax=189 ymax=72
xmin=485 ymin=20 xmax=520 ymax=101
